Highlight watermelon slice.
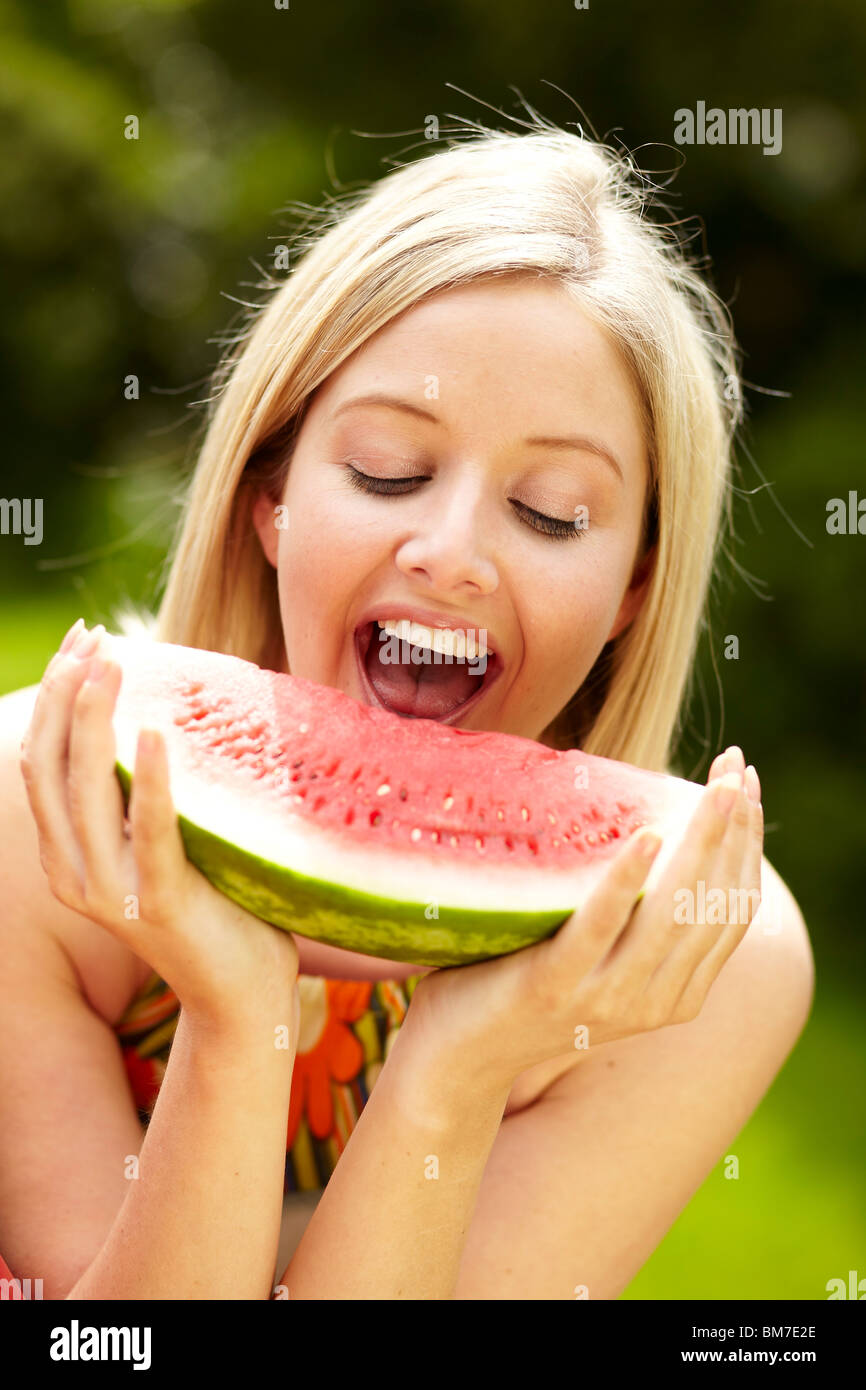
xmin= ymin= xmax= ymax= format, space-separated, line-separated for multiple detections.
xmin=110 ymin=636 xmax=703 ymax=967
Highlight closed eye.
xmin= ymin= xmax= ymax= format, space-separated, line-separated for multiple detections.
xmin=343 ymin=465 xmax=585 ymax=542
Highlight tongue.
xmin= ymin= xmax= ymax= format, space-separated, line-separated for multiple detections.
xmin=365 ymin=635 xmax=482 ymax=719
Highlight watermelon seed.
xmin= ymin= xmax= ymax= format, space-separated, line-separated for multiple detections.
xmin=344 ymin=809 xmax=355 ymax=825
xmin=291 ymin=760 xmax=304 ymax=769
xmin=298 ymin=723 xmax=309 ymax=734
xmin=376 ymin=783 xmax=391 ymax=796
xmin=370 ymin=811 xmax=383 ymax=827
xmin=475 ymin=837 xmax=485 ymax=852
xmin=599 ymin=831 xmax=610 ymax=843
xmin=431 ymin=830 xmax=441 ymax=843
xmin=527 ymin=837 xmax=539 ymax=854
xmin=586 ymin=833 xmax=597 ymax=845
xmin=443 ymin=795 xmax=454 ymax=811
xmin=552 ymin=837 xmax=561 ymax=847
xmin=504 ymin=836 xmax=514 ymax=851
xmin=449 ymin=834 xmax=458 ymax=847
xmin=410 ymin=828 xmax=422 ymax=842
xmin=399 ymin=787 xmax=408 ymax=801
xmin=548 ymin=812 xmax=557 ymax=825
xmin=496 ymin=809 xmax=505 ymax=821
xmin=313 ymin=796 xmax=326 ymax=812
xmin=466 ymin=795 xmax=474 ymax=812
xmin=521 ymin=807 xmax=530 ymax=821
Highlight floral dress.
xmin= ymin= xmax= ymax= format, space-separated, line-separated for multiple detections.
xmin=113 ymin=969 xmax=425 ymax=1192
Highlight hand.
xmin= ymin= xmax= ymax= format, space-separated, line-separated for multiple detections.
xmin=20 ymin=621 xmax=300 ymax=1036
xmin=402 ymin=748 xmax=763 ymax=1092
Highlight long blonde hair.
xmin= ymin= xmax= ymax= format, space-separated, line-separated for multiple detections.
xmin=143 ymin=115 xmax=742 ymax=772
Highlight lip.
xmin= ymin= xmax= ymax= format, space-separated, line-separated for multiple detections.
xmin=353 ymin=619 xmax=503 ymax=726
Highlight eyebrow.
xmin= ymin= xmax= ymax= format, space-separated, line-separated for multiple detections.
xmin=331 ymin=392 xmax=624 ymax=483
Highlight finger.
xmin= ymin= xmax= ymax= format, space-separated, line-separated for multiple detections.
xmin=600 ymin=771 xmax=743 ymax=985
xmin=707 ymin=751 xmax=728 ymax=783
xmin=708 ymin=744 xmax=747 ymax=787
xmin=59 ymin=617 xmax=85 ymax=653
xmin=744 ymin=762 xmax=761 ymax=807
xmin=665 ymin=794 xmax=765 ymax=1018
xmin=67 ymin=653 xmax=129 ymax=900
xmin=546 ymin=825 xmax=664 ymax=975
xmin=741 ymin=784 xmax=764 ymax=900
xmin=20 ymin=627 xmax=105 ymax=891
xmin=645 ymin=781 xmax=755 ymax=1006
xmin=129 ymin=729 xmax=190 ymax=925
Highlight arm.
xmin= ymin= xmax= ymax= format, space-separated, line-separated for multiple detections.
xmin=451 ymin=858 xmax=814 ymax=1299
xmin=68 ymin=1006 xmax=294 ymax=1300
xmin=0 ymin=939 xmax=294 ymax=1301
xmin=3 ymin=637 xmax=300 ymax=1301
xmin=281 ymin=1022 xmax=512 ymax=1299
xmin=0 ymin=717 xmax=296 ymax=1301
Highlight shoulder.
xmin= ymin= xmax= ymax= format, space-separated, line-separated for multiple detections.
xmin=0 ymin=682 xmax=151 ymax=1023
xmin=734 ymin=853 xmax=815 ymax=1034
xmin=655 ymin=850 xmax=814 ymax=1079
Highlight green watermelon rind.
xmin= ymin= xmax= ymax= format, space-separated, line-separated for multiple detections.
xmin=116 ymin=762 xmax=572 ymax=967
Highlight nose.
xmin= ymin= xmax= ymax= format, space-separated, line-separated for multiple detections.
xmin=393 ymin=472 xmax=499 ymax=595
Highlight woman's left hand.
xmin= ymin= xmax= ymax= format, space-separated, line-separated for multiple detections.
xmin=401 ymin=746 xmax=763 ymax=1092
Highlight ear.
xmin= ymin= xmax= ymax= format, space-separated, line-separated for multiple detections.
xmin=251 ymin=490 xmax=281 ymax=569
xmin=608 ymin=545 xmax=656 ymax=643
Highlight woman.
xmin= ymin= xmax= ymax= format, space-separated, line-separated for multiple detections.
xmin=0 ymin=120 xmax=813 ymax=1300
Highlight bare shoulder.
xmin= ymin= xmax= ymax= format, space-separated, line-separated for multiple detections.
xmin=732 ymin=852 xmax=815 ymax=1028
xmin=0 ymin=682 xmax=152 ymax=1024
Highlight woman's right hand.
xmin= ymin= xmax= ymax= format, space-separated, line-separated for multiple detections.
xmin=20 ymin=620 xmax=300 ymax=1039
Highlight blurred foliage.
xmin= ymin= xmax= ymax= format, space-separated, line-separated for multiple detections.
xmin=0 ymin=0 xmax=863 ymax=1299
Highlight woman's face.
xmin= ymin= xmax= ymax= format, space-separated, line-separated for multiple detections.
xmin=253 ymin=275 xmax=652 ymax=742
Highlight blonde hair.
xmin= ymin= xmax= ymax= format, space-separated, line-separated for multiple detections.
xmin=143 ymin=113 xmax=742 ymax=772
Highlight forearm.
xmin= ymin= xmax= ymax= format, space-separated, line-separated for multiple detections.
xmin=67 ymin=1006 xmax=295 ymax=1300
xmin=282 ymin=1024 xmax=511 ymax=1299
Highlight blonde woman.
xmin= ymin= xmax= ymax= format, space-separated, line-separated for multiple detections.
xmin=0 ymin=119 xmax=813 ymax=1300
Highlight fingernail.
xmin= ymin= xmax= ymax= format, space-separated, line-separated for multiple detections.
xmin=744 ymin=765 xmax=761 ymax=804
xmin=725 ymin=746 xmax=745 ymax=779
xmin=639 ymin=831 xmax=662 ymax=858
xmin=714 ymin=773 xmax=740 ymax=816
xmin=60 ymin=618 xmax=85 ymax=653
xmin=73 ymin=625 xmax=104 ymax=659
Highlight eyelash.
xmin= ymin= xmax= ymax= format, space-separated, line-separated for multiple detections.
xmin=343 ymin=465 xmax=583 ymax=542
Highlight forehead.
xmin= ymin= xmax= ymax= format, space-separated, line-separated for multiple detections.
xmin=305 ymin=276 xmax=648 ymax=481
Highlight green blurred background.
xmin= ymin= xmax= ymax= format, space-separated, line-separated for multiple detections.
xmin=1 ymin=0 xmax=863 ymax=1299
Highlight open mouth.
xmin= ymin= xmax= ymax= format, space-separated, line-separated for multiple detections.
xmin=354 ymin=620 xmax=502 ymax=725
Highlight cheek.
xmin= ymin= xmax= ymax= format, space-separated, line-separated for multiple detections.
xmin=274 ymin=480 xmax=385 ymax=630
xmin=530 ymin=547 xmax=625 ymax=652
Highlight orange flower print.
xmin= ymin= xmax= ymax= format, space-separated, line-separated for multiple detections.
xmin=120 ymin=1045 xmax=164 ymax=1117
xmin=286 ymin=978 xmax=373 ymax=1150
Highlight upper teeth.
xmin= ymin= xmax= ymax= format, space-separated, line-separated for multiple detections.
xmin=377 ymin=619 xmax=490 ymax=660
